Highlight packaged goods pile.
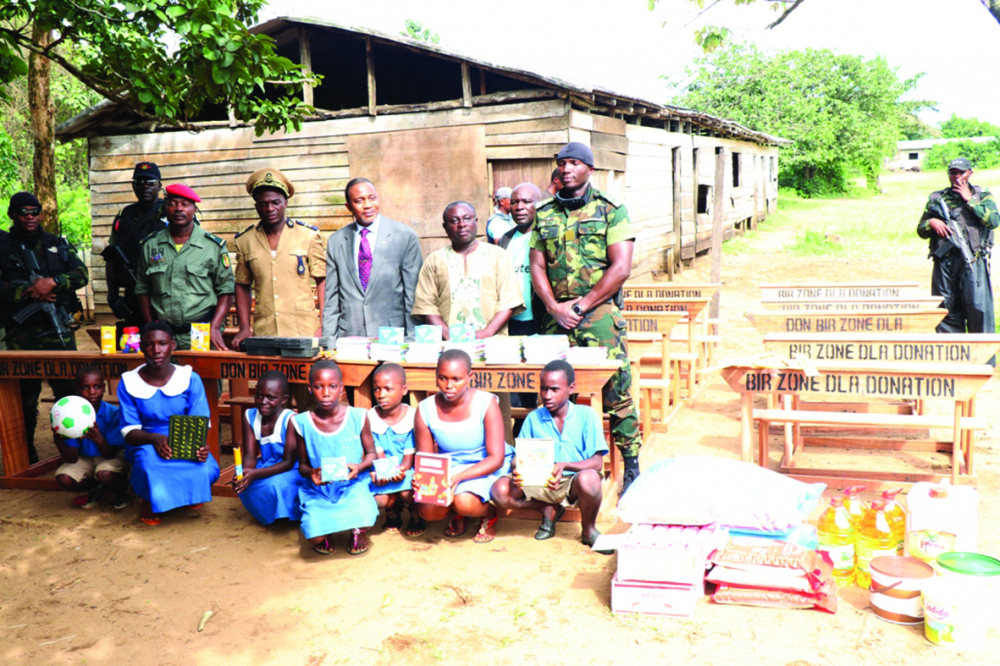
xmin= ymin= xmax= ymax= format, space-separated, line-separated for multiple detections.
xmin=245 ymin=336 xmax=330 ymax=358
xmin=485 ymin=336 xmax=524 ymax=364
xmin=335 ymin=336 xmax=374 ymax=360
xmin=406 ymin=342 xmax=444 ymax=363
xmin=444 ymin=341 xmax=485 ymax=362
xmin=523 ymin=335 xmax=569 ymax=364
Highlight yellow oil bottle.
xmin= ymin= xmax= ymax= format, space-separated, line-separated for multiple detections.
xmin=880 ymin=488 xmax=906 ymax=555
xmin=843 ymin=485 xmax=868 ymax=529
xmin=855 ymin=499 xmax=897 ymax=589
xmin=816 ymin=496 xmax=856 ymax=587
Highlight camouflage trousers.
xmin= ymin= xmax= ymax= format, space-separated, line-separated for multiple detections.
xmin=543 ymin=302 xmax=642 ymax=457
xmin=4 ymin=325 xmax=78 ymax=464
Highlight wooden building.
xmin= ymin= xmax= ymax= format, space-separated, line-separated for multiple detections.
xmin=57 ymin=16 xmax=787 ymax=323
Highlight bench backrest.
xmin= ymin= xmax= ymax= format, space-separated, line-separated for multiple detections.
xmin=763 ymin=333 xmax=1000 ymax=365
xmin=745 ymin=309 xmax=948 ymax=336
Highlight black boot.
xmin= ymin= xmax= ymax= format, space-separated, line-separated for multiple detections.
xmin=619 ymin=456 xmax=640 ymax=498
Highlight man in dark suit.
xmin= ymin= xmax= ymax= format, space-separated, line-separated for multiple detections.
xmin=322 ymin=178 xmax=423 ymax=341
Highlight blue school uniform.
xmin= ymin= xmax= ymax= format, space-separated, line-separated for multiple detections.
xmin=518 ymin=403 xmax=608 ymax=475
xmin=418 ymin=390 xmax=513 ymax=502
xmin=239 ymin=408 xmax=305 ymax=525
xmin=368 ymin=405 xmax=415 ymax=495
xmin=293 ymin=408 xmax=378 ymax=539
xmin=63 ymin=401 xmax=126 ymax=457
xmin=118 ymin=365 xmax=221 ymax=513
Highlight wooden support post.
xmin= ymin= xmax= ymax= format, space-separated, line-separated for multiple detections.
xmin=461 ymin=63 xmax=472 ymax=108
xmin=478 ymin=67 xmax=487 ymax=96
xmin=709 ymin=147 xmax=726 ymax=323
xmin=740 ymin=392 xmax=753 ymax=464
xmin=952 ymin=401 xmax=962 ymax=485
xmin=366 ymin=36 xmax=376 ymax=116
xmin=298 ymin=26 xmax=314 ymax=107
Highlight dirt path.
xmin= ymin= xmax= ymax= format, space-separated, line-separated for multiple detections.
xmin=1 ymin=222 xmax=997 ymax=666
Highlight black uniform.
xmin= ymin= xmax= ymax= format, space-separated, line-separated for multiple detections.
xmin=104 ymin=200 xmax=167 ymax=327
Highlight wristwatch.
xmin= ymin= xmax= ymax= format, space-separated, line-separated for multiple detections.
xmin=571 ymin=303 xmax=585 ymax=316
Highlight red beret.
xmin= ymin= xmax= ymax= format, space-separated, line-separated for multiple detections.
xmin=164 ymin=183 xmax=201 ymax=203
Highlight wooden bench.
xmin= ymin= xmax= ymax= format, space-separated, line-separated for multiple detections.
xmin=718 ymin=358 xmax=994 ymax=489
xmin=745 ymin=309 xmax=948 ymax=336
xmin=760 ymin=297 xmax=944 ymax=312
xmin=758 ymin=282 xmax=924 ymax=301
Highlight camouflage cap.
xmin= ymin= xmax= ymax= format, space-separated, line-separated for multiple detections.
xmin=246 ymin=168 xmax=294 ymax=198
xmin=948 ymin=157 xmax=973 ymax=172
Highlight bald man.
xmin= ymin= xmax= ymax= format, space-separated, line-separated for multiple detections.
xmin=498 ymin=183 xmax=544 ymax=338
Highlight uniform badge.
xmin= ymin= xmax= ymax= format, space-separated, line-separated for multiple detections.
xmin=152 ymin=252 xmax=163 ymax=264
xmin=295 ymin=253 xmax=306 ymax=275
xmin=222 ymin=254 xmax=231 ymax=268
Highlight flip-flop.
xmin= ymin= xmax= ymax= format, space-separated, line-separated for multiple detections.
xmin=383 ymin=510 xmax=403 ymax=533
xmin=313 ymin=537 xmax=334 ymax=555
xmin=187 ymin=503 xmax=204 ymax=511
xmin=534 ymin=505 xmax=566 ymax=541
xmin=348 ymin=529 xmax=369 ymax=556
xmin=473 ymin=514 xmax=498 ymax=544
xmin=444 ymin=515 xmax=467 ymax=538
xmin=405 ymin=515 xmax=427 ymax=537
xmin=140 ymin=501 xmax=161 ymax=526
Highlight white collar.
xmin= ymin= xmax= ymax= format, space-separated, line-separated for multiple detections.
xmin=367 ymin=404 xmax=414 ymax=435
xmin=121 ymin=364 xmax=193 ymax=399
xmin=355 ymin=214 xmax=381 ymax=236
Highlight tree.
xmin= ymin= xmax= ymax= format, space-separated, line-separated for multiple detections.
xmin=401 ymin=19 xmax=440 ymax=44
xmin=940 ymin=115 xmax=1000 ymax=139
xmin=672 ymin=43 xmax=930 ymax=195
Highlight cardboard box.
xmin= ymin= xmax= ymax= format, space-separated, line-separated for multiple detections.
xmin=100 ymin=326 xmax=116 ymax=354
xmin=191 ymin=323 xmax=211 ymax=352
xmin=617 ymin=524 xmax=725 ymax=584
xmin=413 ymin=452 xmax=453 ymax=506
xmin=514 ymin=438 xmax=555 ymax=487
xmin=611 ymin=573 xmax=703 ymax=617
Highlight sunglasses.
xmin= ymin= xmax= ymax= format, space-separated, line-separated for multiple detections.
xmin=132 ymin=179 xmax=160 ymax=186
xmin=16 ymin=207 xmax=41 ymax=217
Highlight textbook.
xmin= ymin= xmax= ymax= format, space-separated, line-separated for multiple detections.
xmin=167 ymin=415 xmax=209 ymax=462
xmin=515 ymin=438 xmax=556 ymax=486
xmin=320 ymin=456 xmax=349 ymax=483
xmin=413 ymin=452 xmax=453 ymax=506
xmin=373 ymin=455 xmax=400 ymax=482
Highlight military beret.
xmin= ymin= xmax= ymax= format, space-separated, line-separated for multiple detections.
xmin=948 ymin=157 xmax=973 ymax=172
xmin=555 ymin=142 xmax=594 ymax=167
xmin=247 ymin=168 xmax=294 ymax=198
xmin=164 ymin=183 xmax=201 ymax=203
xmin=8 ymin=191 xmax=41 ymax=214
xmin=132 ymin=162 xmax=161 ymax=180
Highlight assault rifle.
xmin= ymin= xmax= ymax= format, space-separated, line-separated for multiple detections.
xmin=932 ymin=200 xmax=977 ymax=271
xmin=100 ymin=243 xmax=139 ymax=293
xmin=11 ymin=244 xmax=74 ymax=347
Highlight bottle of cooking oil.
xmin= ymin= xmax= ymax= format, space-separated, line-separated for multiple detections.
xmin=816 ymin=496 xmax=856 ymax=587
xmin=880 ymin=488 xmax=906 ymax=555
xmin=842 ymin=485 xmax=868 ymax=529
xmin=855 ymin=499 xmax=897 ymax=589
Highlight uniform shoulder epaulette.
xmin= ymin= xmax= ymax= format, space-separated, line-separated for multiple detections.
xmin=593 ymin=188 xmax=622 ymax=208
xmin=234 ymin=224 xmax=257 ymax=239
xmin=205 ymin=232 xmax=228 ymax=247
xmin=294 ymin=220 xmax=319 ymax=232
xmin=138 ymin=229 xmax=160 ymax=246
xmin=536 ymin=196 xmax=557 ymax=211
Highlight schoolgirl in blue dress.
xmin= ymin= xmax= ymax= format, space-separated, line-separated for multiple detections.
xmin=233 ymin=371 xmax=305 ymax=525
xmin=290 ymin=360 xmax=378 ymax=556
xmin=367 ymin=363 xmax=422 ymax=536
xmin=118 ymin=322 xmax=220 ymax=526
xmin=413 ymin=349 xmax=512 ymax=544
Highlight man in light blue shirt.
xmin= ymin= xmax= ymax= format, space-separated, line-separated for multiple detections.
xmin=486 ymin=186 xmax=513 ymax=243
xmin=491 ymin=360 xmax=607 ymax=548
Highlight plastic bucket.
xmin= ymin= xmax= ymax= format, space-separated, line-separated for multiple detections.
xmin=923 ymin=552 xmax=1000 ymax=650
xmin=869 ymin=556 xmax=934 ymax=625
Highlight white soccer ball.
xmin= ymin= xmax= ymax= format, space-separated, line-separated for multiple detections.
xmin=50 ymin=395 xmax=97 ymax=439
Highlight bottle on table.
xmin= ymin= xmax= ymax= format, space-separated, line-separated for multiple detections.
xmin=817 ymin=495 xmax=856 ymax=587
xmin=855 ymin=499 xmax=897 ymax=589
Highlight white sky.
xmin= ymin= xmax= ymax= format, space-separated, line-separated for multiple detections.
xmin=260 ymin=0 xmax=1000 ymax=128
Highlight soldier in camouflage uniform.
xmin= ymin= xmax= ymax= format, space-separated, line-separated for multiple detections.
xmin=529 ymin=142 xmax=642 ymax=495
xmin=0 ymin=192 xmax=89 ymax=464
xmin=135 ymin=184 xmax=235 ymax=351
xmin=917 ymin=157 xmax=999 ymax=338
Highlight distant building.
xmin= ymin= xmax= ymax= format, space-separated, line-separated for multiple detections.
xmin=888 ymin=137 xmax=996 ymax=170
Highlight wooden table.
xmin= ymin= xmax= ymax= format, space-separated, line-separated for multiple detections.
xmin=758 ymin=282 xmax=923 ymax=301
xmin=0 ymin=351 xmax=377 ymax=496
xmin=759 ymin=297 xmax=944 ymax=312
xmin=763 ymin=333 xmax=1000 ymax=366
xmin=85 ymin=325 xmax=240 ymax=349
xmin=745 ymin=309 xmax=948 ymax=336
xmin=719 ymin=360 xmax=993 ymax=487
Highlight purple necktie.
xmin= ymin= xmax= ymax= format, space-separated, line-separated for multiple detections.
xmin=358 ymin=227 xmax=372 ymax=291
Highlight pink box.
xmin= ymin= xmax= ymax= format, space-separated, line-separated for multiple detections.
xmin=617 ymin=524 xmax=722 ymax=584
xmin=611 ymin=573 xmax=704 ymax=617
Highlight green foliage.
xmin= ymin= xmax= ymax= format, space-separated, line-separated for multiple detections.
xmin=671 ymin=43 xmax=930 ymax=196
xmin=647 ymin=1 xmax=800 ymax=51
xmin=0 ymin=127 xmax=20 ymax=198
xmin=0 ymin=1 xmax=318 ymax=135
xmin=939 ymin=115 xmax=1000 ymax=139
xmin=923 ymin=139 xmax=1000 ymax=171
xmin=57 ymin=185 xmax=91 ymax=247
xmin=401 ymin=19 xmax=440 ymax=44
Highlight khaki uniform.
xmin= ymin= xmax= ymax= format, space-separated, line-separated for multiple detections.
xmin=233 ymin=219 xmax=326 ymax=336
xmin=135 ymin=225 xmax=235 ymax=349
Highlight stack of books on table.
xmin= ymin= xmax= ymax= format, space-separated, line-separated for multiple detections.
xmin=444 ymin=340 xmax=485 ymax=363
xmin=523 ymin=334 xmax=569 ymax=365
xmin=335 ymin=336 xmax=373 ymax=361
xmin=566 ymin=345 xmax=610 ymax=365
xmin=406 ymin=343 xmax=443 ymax=363
xmin=484 ymin=336 xmax=524 ymax=364
xmin=371 ymin=327 xmax=408 ymax=362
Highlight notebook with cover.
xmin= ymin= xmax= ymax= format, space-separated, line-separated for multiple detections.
xmin=167 ymin=415 xmax=209 ymax=461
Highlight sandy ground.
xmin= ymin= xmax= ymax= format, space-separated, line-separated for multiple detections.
xmin=1 ymin=222 xmax=998 ymax=666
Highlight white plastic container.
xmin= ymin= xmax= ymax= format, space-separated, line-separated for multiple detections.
xmin=905 ymin=481 xmax=977 ymax=564
xmin=922 ymin=552 xmax=1000 ymax=651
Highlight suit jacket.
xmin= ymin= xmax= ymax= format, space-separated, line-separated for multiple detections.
xmin=322 ymin=217 xmax=423 ymax=341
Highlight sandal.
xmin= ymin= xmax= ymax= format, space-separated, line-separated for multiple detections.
xmin=187 ymin=503 xmax=204 ymax=511
xmin=473 ymin=514 xmax=498 ymax=544
xmin=405 ymin=515 xmax=427 ymax=537
xmin=348 ymin=529 xmax=369 ymax=556
xmin=313 ymin=536 xmax=334 ymax=555
xmin=140 ymin=501 xmax=161 ymax=526
xmin=444 ymin=514 xmax=467 ymax=538
xmin=534 ymin=505 xmax=566 ymax=541
xmin=383 ymin=510 xmax=403 ymax=533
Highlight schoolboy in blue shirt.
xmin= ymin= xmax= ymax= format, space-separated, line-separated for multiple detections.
xmin=53 ymin=366 xmax=130 ymax=509
xmin=491 ymin=359 xmax=607 ymax=547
